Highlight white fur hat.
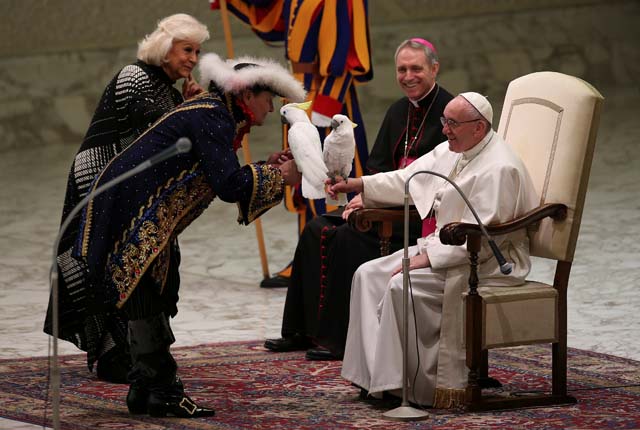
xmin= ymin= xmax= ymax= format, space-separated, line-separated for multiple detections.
xmin=198 ymin=53 xmax=306 ymax=102
xmin=459 ymin=92 xmax=493 ymax=124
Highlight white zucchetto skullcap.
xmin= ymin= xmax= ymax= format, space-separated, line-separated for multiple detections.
xmin=459 ymin=92 xmax=493 ymax=125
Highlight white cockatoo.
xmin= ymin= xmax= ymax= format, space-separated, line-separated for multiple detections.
xmin=323 ymin=114 xmax=357 ymax=206
xmin=280 ymin=101 xmax=328 ymax=200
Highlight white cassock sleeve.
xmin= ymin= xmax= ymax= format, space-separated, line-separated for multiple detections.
xmin=360 ymin=142 xmax=455 ymax=219
xmin=425 ymin=161 xmax=537 ymax=270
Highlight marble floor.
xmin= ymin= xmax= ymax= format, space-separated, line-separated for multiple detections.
xmin=1 ymin=85 xmax=639 ymax=429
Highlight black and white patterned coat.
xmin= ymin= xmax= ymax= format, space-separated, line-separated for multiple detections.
xmin=45 ymin=60 xmax=182 ymax=370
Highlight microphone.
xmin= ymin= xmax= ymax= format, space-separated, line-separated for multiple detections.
xmin=405 ymin=170 xmax=513 ymax=275
xmin=142 ymin=137 xmax=192 ymax=169
xmin=487 ymin=238 xmax=513 ymax=275
xmin=47 ymin=136 xmax=192 ymax=430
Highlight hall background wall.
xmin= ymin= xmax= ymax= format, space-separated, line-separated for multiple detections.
xmin=0 ymin=0 xmax=637 ymax=155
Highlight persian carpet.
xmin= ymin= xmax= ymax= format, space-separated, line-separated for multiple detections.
xmin=0 ymin=341 xmax=639 ymax=429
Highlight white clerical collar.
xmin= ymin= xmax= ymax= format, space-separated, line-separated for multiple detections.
xmin=408 ymin=82 xmax=437 ymax=107
xmin=462 ymin=129 xmax=495 ymax=162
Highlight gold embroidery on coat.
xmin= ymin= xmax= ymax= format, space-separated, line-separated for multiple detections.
xmin=108 ymin=165 xmax=214 ymax=307
xmin=81 ymin=94 xmax=222 ymax=257
xmin=241 ymin=164 xmax=285 ymax=224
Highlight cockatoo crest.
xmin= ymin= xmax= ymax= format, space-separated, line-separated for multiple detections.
xmin=279 ymin=101 xmax=312 ymax=124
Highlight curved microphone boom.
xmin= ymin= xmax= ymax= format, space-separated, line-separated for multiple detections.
xmin=406 ymin=170 xmax=513 ymax=275
xmin=48 ymin=137 xmax=191 ymax=430
xmin=384 ymin=167 xmax=513 ymax=422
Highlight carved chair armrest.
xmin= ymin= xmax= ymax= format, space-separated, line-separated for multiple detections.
xmin=347 ymin=207 xmax=418 ymax=232
xmin=347 ymin=207 xmax=422 ymax=256
xmin=439 ymin=203 xmax=568 ymax=246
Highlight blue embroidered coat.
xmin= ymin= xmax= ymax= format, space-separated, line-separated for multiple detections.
xmin=75 ymin=92 xmax=284 ymax=308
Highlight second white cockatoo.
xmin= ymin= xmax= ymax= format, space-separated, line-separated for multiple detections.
xmin=323 ymin=114 xmax=357 ymax=206
xmin=280 ymin=101 xmax=328 ymax=200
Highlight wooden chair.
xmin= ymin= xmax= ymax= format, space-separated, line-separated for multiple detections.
xmin=350 ymin=71 xmax=604 ymax=411
xmin=443 ymin=71 xmax=603 ymax=410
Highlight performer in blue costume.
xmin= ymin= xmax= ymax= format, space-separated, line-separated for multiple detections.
xmin=58 ymin=53 xmax=305 ymax=418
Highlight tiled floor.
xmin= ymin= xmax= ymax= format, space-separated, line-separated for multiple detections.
xmin=1 ymin=86 xmax=638 ymax=429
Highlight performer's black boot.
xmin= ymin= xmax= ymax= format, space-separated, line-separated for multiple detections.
xmin=126 ymin=314 xmax=215 ymax=418
xmin=146 ymin=378 xmax=215 ymax=418
xmin=96 ymin=344 xmax=131 ymax=384
xmin=127 ymin=374 xmax=186 ymax=414
xmin=126 ymin=314 xmax=175 ymax=414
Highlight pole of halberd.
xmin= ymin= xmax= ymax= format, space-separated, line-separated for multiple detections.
xmin=218 ymin=0 xmax=235 ymax=58
xmin=218 ymin=0 xmax=270 ymax=279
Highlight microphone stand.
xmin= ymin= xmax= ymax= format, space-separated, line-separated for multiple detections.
xmin=48 ymin=138 xmax=191 ymax=429
xmin=381 ymin=172 xmax=430 ymax=421
xmin=382 ymin=169 xmax=511 ymax=421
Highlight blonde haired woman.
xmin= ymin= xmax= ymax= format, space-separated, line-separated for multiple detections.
xmin=137 ymin=13 xmax=209 ymax=98
xmin=45 ymin=13 xmax=209 ymax=385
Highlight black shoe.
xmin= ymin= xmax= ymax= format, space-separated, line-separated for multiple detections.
xmin=147 ymin=392 xmax=215 ymax=418
xmin=260 ymin=262 xmax=292 ymax=288
xmin=126 ymin=383 xmax=148 ymax=414
xmin=264 ymin=334 xmax=312 ymax=352
xmin=260 ymin=274 xmax=290 ymax=288
xmin=127 ymin=375 xmax=185 ymax=415
xmin=305 ymin=347 xmax=342 ymax=361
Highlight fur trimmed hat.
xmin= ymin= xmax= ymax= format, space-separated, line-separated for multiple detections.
xmin=198 ymin=53 xmax=306 ymax=102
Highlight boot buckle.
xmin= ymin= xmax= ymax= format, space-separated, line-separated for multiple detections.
xmin=179 ymin=397 xmax=197 ymax=415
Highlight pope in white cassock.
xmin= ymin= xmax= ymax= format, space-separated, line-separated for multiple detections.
xmin=327 ymin=92 xmax=539 ymax=408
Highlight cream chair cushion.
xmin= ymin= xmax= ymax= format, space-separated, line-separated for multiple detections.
xmin=464 ymin=282 xmax=558 ymax=349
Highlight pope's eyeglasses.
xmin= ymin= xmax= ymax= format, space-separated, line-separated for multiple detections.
xmin=440 ymin=116 xmax=481 ymax=128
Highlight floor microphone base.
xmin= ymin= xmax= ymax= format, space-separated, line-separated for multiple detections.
xmin=382 ymin=405 xmax=429 ymax=421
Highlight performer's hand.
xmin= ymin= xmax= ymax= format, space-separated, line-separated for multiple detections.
xmin=182 ymin=74 xmax=204 ymax=100
xmin=279 ymin=159 xmax=302 ymax=186
xmin=391 ymin=253 xmax=430 ymax=276
xmin=342 ymin=193 xmax=364 ymax=220
xmin=266 ymin=149 xmax=293 ymax=166
xmin=326 ymin=177 xmax=363 ymax=199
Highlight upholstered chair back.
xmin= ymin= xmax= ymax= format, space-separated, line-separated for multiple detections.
xmin=496 ymin=72 xmax=604 ymax=262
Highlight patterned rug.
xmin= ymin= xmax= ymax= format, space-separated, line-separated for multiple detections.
xmin=1 ymin=341 xmax=639 ymax=429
